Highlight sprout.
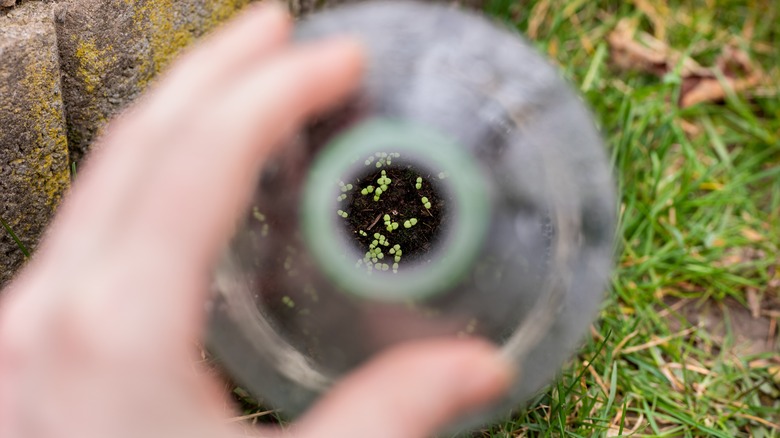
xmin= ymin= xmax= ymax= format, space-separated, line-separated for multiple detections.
xmin=421 ymin=197 xmax=429 ymax=204
xmin=364 ymin=160 xmax=371 ymax=166
xmin=410 ymin=218 xmax=418 ymax=225
xmin=415 ymin=183 xmax=422 ymax=190
xmin=425 ymin=202 xmax=432 ymax=209
xmin=383 ymin=214 xmax=390 ymax=222
xmin=389 ymin=248 xmax=396 ymax=255
xmin=337 ymin=194 xmax=347 ymax=201
xmin=372 ymin=257 xmax=378 ymax=263
xmin=392 ymin=222 xmax=399 ymax=230
xmin=380 ymin=184 xmax=388 ymax=191
xmin=375 ymin=188 xmax=383 ymax=196
xmin=376 ymin=162 xmax=382 ymax=168
xmin=281 ymin=296 xmax=295 ymax=308
xmin=337 ymin=210 xmax=348 ymax=218
xmin=394 ymin=255 xmax=401 ymax=263
xmin=396 ymin=250 xmax=403 ymax=256
xmin=382 ymin=264 xmax=389 ymax=271
xmin=404 ymin=220 xmax=411 ymax=228
xmin=374 ymin=233 xmax=380 ymax=239
xmin=377 ymin=253 xmax=384 ymax=259
xmin=346 ymin=184 xmax=353 ymax=190
xmin=361 ymin=188 xmax=368 ymax=195
xmin=367 ymin=186 xmax=375 ymax=193
xmin=392 ymin=263 xmax=398 ymax=273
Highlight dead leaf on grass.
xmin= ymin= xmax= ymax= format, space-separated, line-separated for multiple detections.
xmin=741 ymin=227 xmax=765 ymax=243
xmin=747 ymin=288 xmax=762 ymax=319
xmin=607 ymin=19 xmax=766 ymax=108
xmin=663 ymin=297 xmax=779 ymax=358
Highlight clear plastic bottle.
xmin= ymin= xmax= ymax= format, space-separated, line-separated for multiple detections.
xmin=207 ymin=1 xmax=615 ymax=430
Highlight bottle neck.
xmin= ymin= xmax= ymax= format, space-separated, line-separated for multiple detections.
xmin=301 ymin=118 xmax=490 ymax=301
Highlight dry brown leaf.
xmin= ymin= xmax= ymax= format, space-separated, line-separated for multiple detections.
xmin=607 ymin=19 xmax=766 ymax=108
xmin=741 ymin=227 xmax=764 ymax=242
xmin=747 ymin=288 xmax=762 ymax=320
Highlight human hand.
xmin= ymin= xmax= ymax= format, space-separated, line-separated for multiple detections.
xmin=0 ymin=3 xmax=512 ymax=437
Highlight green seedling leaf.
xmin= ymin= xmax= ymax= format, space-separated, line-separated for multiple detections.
xmin=1 ymin=216 xmax=30 ymax=258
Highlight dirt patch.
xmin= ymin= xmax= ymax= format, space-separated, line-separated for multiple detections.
xmin=342 ymin=163 xmax=447 ymax=264
xmin=663 ymin=294 xmax=779 ymax=357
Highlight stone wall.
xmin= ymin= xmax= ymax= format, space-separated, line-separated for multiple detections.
xmin=0 ymin=0 xmax=487 ymax=286
xmin=1 ymin=2 xmax=69 ymax=286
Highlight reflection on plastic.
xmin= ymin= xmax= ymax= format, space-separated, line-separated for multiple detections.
xmin=207 ymin=1 xmax=615 ymax=431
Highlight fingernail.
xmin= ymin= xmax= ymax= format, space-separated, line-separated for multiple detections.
xmin=251 ymin=0 xmax=288 ymax=19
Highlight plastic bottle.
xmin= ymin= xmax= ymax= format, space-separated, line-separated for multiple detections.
xmin=207 ymin=1 xmax=615 ymax=431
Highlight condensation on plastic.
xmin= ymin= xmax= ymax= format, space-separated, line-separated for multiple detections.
xmin=207 ymin=1 xmax=615 ymax=431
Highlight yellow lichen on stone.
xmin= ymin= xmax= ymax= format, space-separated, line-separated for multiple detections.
xmin=129 ymin=0 xmax=253 ymax=90
xmin=20 ymin=54 xmax=71 ymax=209
xmin=73 ymin=37 xmax=116 ymax=94
xmin=206 ymin=0 xmax=253 ymax=29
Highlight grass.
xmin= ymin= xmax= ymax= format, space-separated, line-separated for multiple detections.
xmin=473 ymin=0 xmax=779 ymax=436
xmin=224 ymin=1 xmax=779 ymax=435
xmin=4 ymin=1 xmax=776 ymax=436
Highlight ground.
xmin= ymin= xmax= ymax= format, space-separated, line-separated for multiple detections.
xmin=343 ymin=163 xmax=446 ymax=265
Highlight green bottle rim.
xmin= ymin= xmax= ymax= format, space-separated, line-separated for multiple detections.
xmin=300 ymin=118 xmax=490 ymax=301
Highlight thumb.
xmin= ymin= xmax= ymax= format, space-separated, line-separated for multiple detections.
xmin=293 ymin=339 xmax=514 ymax=438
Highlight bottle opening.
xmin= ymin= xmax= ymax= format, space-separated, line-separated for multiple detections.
xmin=337 ymin=155 xmax=449 ymax=273
xmin=301 ymin=118 xmax=490 ymax=301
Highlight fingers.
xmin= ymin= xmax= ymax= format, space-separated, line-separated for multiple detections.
xmin=35 ymin=33 xmax=363 ymax=360
xmin=126 ymin=37 xmax=365 ymax=270
xmin=136 ymin=2 xmax=293 ymax=127
xmin=294 ymin=339 xmax=514 ymax=438
xmin=46 ymin=2 xmax=293 ymax=258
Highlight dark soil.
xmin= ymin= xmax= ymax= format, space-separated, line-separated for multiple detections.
xmin=342 ymin=164 xmax=447 ymax=263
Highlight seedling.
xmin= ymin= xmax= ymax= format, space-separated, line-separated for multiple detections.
xmin=415 ymin=176 xmax=423 ymax=190
xmin=337 ymin=210 xmax=348 ymax=218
